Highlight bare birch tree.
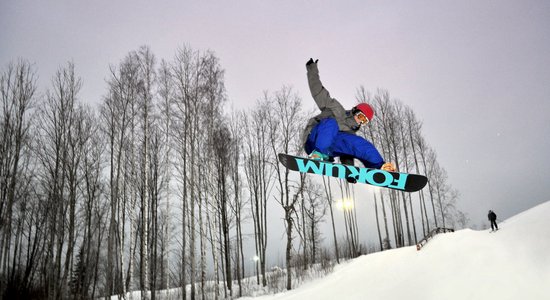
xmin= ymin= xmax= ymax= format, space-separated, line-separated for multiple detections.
xmin=268 ymin=86 xmax=305 ymax=290
xmin=0 ymin=60 xmax=37 ymax=298
xmin=241 ymin=99 xmax=273 ymax=287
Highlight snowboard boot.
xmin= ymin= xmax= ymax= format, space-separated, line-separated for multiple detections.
xmin=309 ymin=150 xmax=329 ymax=161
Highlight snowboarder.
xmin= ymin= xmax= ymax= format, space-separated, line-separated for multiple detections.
xmin=488 ymin=210 xmax=498 ymax=231
xmin=302 ymin=58 xmax=395 ymax=172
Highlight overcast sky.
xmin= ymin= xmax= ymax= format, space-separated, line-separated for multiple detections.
xmin=2 ymin=1 xmax=550 ymax=232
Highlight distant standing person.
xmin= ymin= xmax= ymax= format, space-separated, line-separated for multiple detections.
xmin=488 ymin=210 xmax=498 ymax=231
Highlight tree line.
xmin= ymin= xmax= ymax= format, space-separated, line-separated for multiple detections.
xmin=0 ymin=45 xmax=466 ymax=299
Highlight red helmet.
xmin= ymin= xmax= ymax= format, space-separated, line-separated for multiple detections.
xmin=355 ymin=103 xmax=374 ymax=122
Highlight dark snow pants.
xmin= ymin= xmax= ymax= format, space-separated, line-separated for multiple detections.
xmin=490 ymin=220 xmax=498 ymax=231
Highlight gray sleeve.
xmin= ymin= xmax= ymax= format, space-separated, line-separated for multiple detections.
xmin=306 ymin=63 xmax=346 ymax=116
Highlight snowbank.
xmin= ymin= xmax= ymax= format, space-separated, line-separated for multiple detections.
xmin=243 ymin=201 xmax=550 ymax=300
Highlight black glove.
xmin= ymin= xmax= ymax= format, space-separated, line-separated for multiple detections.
xmin=306 ymin=58 xmax=318 ymax=66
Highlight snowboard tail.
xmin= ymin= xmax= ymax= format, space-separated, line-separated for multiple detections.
xmin=278 ymin=153 xmax=428 ymax=192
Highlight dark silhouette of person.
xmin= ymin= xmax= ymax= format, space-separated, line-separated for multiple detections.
xmin=488 ymin=210 xmax=498 ymax=231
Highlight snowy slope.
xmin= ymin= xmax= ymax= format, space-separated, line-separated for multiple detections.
xmin=245 ymin=201 xmax=550 ymax=300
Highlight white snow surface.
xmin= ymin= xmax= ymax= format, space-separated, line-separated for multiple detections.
xmin=242 ymin=201 xmax=550 ymax=300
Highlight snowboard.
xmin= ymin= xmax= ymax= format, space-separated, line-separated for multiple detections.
xmin=278 ymin=153 xmax=428 ymax=192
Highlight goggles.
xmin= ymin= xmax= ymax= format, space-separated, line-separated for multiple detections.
xmin=355 ymin=111 xmax=369 ymax=125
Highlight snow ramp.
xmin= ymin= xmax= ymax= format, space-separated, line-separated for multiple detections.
xmin=245 ymin=201 xmax=550 ymax=300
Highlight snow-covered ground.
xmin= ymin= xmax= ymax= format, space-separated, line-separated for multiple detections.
xmin=242 ymin=201 xmax=550 ymax=300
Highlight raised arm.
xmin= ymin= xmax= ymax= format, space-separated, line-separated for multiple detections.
xmin=306 ymin=59 xmax=345 ymax=114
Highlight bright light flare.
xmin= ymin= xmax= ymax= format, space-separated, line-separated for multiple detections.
xmin=335 ymin=198 xmax=354 ymax=210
